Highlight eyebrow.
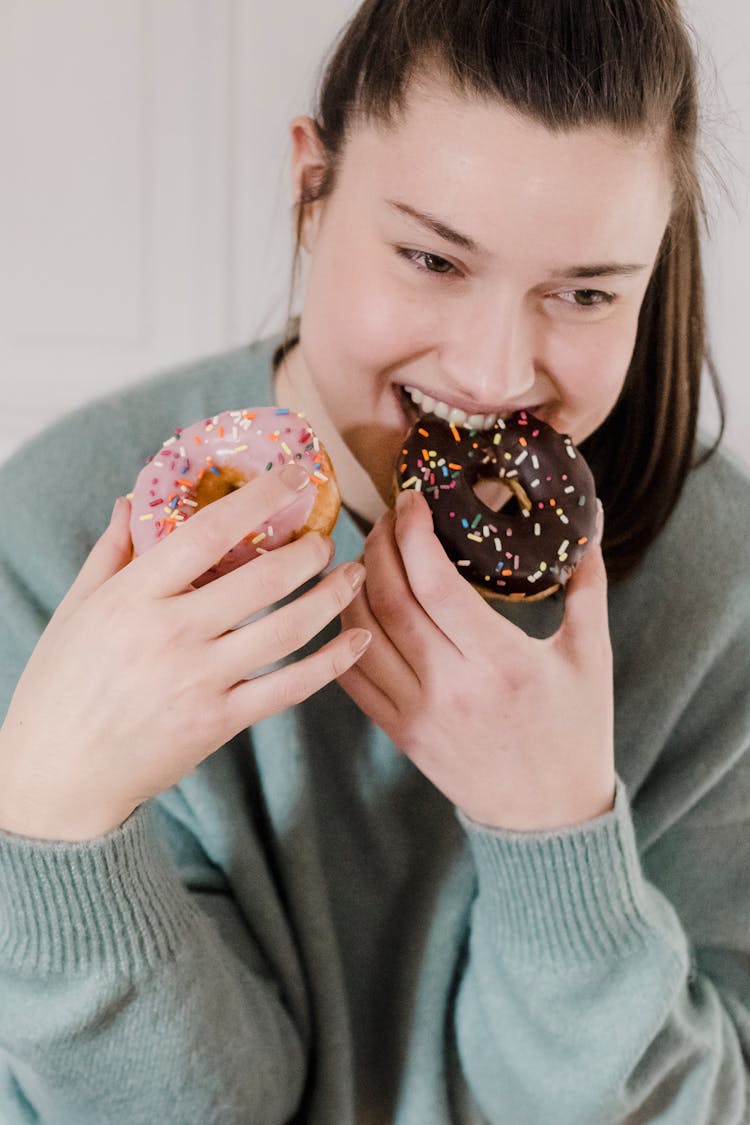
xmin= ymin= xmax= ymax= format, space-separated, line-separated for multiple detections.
xmin=560 ymin=262 xmax=649 ymax=279
xmin=387 ymin=199 xmax=479 ymax=253
xmin=386 ymin=198 xmax=649 ymax=279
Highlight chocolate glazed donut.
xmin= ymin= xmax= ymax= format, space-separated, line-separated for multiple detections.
xmin=394 ymin=410 xmax=597 ymax=602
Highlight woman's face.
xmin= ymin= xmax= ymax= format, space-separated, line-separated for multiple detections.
xmin=285 ymin=77 xmax=673 ymax=513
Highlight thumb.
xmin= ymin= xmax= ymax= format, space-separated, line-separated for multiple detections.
xmin=63 ymin=497 xmax=135 ymax=607
xmin=559 ymin=499 xmax=609 ymax=658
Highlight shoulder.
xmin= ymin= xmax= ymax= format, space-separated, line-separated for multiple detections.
xmin=0 ymin=335 xmax=279 ymax=607
xmin=608 ymin=438 xmax=748 ymax=747
xmin=675 ymin=436 xmax=749 ymax=539
xmin=612 ymin=439 xmax=749 ymax=630
xmin=608 ymin=442 xmax=750 ymax=877
xmin=608 ymin=439 xmax=749 ymax=790
xmin=673 ymin=440 xmax=747 ymax=598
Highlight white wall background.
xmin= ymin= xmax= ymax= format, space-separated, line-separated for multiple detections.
xmin=0 ymin=0 xmax=747 ymax=466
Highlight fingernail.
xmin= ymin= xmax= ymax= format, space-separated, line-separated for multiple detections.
xmin=344 ymin=562 xmax=365 ymax=593
xmin=279 ymin=463 xmax=311 ymax=491
xmin=558 ymin=563 xmax=574 ymax=585
xmin=594 ymin=498 xmax=605 ymax=547
xmin=350 ymin=628 xmax=372 ymax=657
xmin=395 ymin=487 xmax=414 ymax=512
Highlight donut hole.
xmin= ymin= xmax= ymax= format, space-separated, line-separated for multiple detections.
xmin=194 ymin=465 xmax=248 ymax=510
xmin=472 ymin=474 xmax=531 ymax=514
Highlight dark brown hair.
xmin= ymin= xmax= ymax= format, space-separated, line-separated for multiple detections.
xmin=287 ymin=0 xmax=725 ymax=579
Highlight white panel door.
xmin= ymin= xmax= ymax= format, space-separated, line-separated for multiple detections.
xmin=1 ymin=0 xmax=746 ymax=467
xmin=0 ymin=0 xmax=234 ymax=463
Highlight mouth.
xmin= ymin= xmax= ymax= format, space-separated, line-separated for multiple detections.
xmin=398 ymin=384 xmax=516 ymax=432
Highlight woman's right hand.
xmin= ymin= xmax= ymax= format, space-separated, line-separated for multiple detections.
xmin=0 ymin=463 xmax=369 ymax=841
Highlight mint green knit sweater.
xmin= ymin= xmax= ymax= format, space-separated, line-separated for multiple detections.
xmin=0 ymin=335 xmax=748 ymax=1124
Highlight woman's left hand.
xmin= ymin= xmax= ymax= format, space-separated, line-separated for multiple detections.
xmin=337 ymin=488 xmax=615 ymax=831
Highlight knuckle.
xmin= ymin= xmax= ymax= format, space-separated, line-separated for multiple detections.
xmin=207 ymin=695 xmax=233 ymax=743
xmin=143 ymin=599 xmax=192 ymax=650
xmin=328 ymin=637 xmax=362 ymax=681
xmin=414 ymin=570 xmax=454 ymax=609
xmin=252 ymin=472 xmax=288 ymax=515
xmin=249 ymin=553 xmax=286 ymax=603
xmin=398 ymin=713 xmax=427 ymax=755
xmin=104 ymin=590 xmax=147 ymax=648
xmin=330 ymin=571 xmax=356 ymax=614
xmin=180 ymin=697 xmax=219 ymax=748
xmin=442 ymin=683 xmax=477 ymax=723
xmin=332 ymin=635 xmax=358 ymax=673
xmin=269 ymin=608 xmax=305 ymax=655
xmin=180 ymin=513 xmax=227 ymax=565
xmin=290 ymin=531 xmax=330 ymax=580
xmin=368 ymin=584 xmax=404 ymax=625
xmin=302 ymin=532 xmax=332 ymax=574
xmin=275 ymin=665 xmax=316 ymax=711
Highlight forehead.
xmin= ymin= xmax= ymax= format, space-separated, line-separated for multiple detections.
xmin=341 ymin=78 xmax=673 ymax=260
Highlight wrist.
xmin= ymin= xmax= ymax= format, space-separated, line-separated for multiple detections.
xmin=0 ymin=802 xmax=137 ymax=842
xmin=458 ymin=779 xmax=663 ymax=966
xmin=0 ymin=728 xmax=137 ymax=841
xmin=459 ymin=775 xmax=617 ymax=833
xmin=0 ymin=775 xmax=136 ymax=843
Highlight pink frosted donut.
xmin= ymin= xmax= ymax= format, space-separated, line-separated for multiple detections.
xmin=129 ymin=407 xmax=340 ymax=587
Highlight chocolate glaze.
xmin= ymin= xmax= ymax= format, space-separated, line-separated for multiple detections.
xmin=395 ymin=410 xmax=597 ymax=600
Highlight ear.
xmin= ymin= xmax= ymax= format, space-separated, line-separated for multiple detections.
xmin=290 ymin=116 xmax=329 ymax=251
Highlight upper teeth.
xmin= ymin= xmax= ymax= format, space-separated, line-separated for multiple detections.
xmin=404 ymin=386 xmax=498 ymax=430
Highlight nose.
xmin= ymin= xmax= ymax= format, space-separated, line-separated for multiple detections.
xmin=439 ymin=293 xmax=540 ymax=409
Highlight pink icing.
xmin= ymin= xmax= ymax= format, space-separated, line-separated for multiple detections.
xmin=128 ymin=407 xmax=331 ymax=587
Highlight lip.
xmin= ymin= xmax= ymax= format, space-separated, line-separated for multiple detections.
xmin=394 ymin=380 xmax=542 ymax=421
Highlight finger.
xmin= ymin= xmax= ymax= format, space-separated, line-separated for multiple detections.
xmin=134 ymin=462 xmax=314 ymax=598
xmin=191 ymin=531 xmax=335 ymax=636
xmin=62 ymin=497 xmax=134 ymax=609
xmin=336 ymin=659 xmax=401 ymax=734
xmin=221 ymin=626 xmax=372 ymax=732
xmin=393 ymin=489 xmax=505 ymax=657
xmin=341 ymin=571 xmax=420 ymax=706
xmin=363 ymin=507 xmax=458 ymax=680
xmin=557 ymin=538 xmax=610 ymax=664
xmin=213 ymin=560 xmax=365 ymax=682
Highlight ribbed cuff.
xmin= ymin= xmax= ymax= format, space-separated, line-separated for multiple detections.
xmin=458 ymin=778 xmax=669 ymax=968
xmin=0 ymin=802 xmax=202 ymax=977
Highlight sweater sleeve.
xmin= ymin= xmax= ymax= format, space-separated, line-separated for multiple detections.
xmin=449 ymin=447 xmax=750 ymax=1125
xmin=0 ymin=406 xmax=308 ymax=1123
xmin=0 ymin=803 xmax=308 ymax=1125
xmin=454 ymin=778 xmax=746 ymax=1124
xmin=452 ymin=645 xmax=749 ymax=1122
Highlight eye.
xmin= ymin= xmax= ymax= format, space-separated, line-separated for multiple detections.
xmin=559 ymin=288 xmax=615 ymax=308
xmin=397 ymin=248 xmax=457 ymax=275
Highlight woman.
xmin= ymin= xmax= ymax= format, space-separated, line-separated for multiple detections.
xmin=0 ymin=1 xmax=747 ymax=1121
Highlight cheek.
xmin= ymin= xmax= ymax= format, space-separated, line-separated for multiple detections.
xmin=302 ymin=217 xmax=439 ymax=376
xmin=586 ymin=332 xmax=634 ymax=396
xmin=551 ymin=315 xmax=641 ymax=438
xmin=571 ymin=314 xmax=639 ymax=390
